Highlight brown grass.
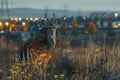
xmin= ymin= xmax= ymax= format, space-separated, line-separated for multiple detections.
xmin=0 ymin=33 xmax=120 ymax=80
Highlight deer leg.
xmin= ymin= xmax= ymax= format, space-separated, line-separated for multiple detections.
xmin=40 ymin=64 xmax=43 ymax=80
xmin=43 ymin=61 xmax=47 ymax=80
xmin=43 ymin=55 xmax=51 ymax=80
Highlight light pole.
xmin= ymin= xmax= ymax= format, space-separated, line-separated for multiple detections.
xmin=114 ymin=12 xmax=118 ymax=26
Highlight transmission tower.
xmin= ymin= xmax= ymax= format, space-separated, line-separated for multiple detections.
xmin=0 ymin=0 xmax=10 ymax=19
xmin=44 ymin=6 xmax=50 ymax=18
xmin=63 ymin=4 xmax=68 ymax=17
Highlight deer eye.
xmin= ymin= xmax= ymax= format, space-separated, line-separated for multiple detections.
xmin=50 ymin=32 xmax=53 ymax=34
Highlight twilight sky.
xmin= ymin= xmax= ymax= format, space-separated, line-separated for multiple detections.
xmin=10 ymin=0 xmax=120 ymax=11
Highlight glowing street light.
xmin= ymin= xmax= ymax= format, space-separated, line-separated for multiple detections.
xmin=83 ymin=17 xmax=87 ymax=20
xmin=34 ymin=18 xmax=39 ymax=21
xmin=44 ymin=18 xmax=47 ymax=21
xmin=115 ymin=12 xmax=118 ymax=18
xmin=41 ymin=18 xmax=44 ymax=20
xmin=30 ymin=18 xmax=33 ymax=21
xmin=114 ymin=12 xmax=118 ymax=25
xmin=0 ymin=22 xmax=2 ymax=26
xmin=63 ymin=17 xmax=67 ymax=20
xmin=19 ymin=18 xmax=22 ymax=21
xmin=0 ymin=21 xmax=4 ymax=30
xmin=22 ymin=22 xmax=26 ymax=26
xmin=114 ymin=25 xmax=118 ymax=28
xmin=5 ymin=22 xmax=9 ymax=26
xmin=14 ymin=18 xmax=19 ymax=22
xmin=10 ymin=18 xmax=14 ymax=21
xmin=26 ymin=18 xmax=29 ymax=21
xmin=22 ymin=21 xmax=28 ymax=32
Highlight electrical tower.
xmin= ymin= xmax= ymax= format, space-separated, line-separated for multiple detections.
xmin=63 ymin=5 xmax=68 ymax=17
xmin=0 ymin=0 xmax=10 ymax=19
xmin=44 ymin=6 xmax=49 ymax=18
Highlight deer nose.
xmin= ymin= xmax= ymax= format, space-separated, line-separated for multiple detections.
xmin=51 ymin=32 xmax=53 ymax=34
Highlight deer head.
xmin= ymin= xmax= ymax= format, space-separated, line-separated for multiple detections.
xmin=47 ymin=26 xmax=56 ymax=49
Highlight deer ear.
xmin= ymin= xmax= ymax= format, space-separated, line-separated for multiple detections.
xmin=46 ymin=26 xmax=52 ymax=29
xmin=46 ymin=26 xmax=49 ymax=29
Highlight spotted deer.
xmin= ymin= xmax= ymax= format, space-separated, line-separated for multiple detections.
xmin=18 ymin=26 xmax=56 ymax=80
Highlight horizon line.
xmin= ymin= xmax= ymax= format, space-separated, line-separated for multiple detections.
xmin=7 ymin=7 xmax=116 ymax=12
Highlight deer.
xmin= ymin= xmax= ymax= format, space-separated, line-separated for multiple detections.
xmin=18 ymin=26 xmax=56 ymax=80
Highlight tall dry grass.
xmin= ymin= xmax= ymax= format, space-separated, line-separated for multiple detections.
xmin=49 ymin=33 xmax=120 ymax=80
xmin=0 ymin=32 xmax=120 ymax=80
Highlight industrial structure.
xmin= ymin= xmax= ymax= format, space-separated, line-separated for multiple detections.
xmin=0 ymin=0 xmax=10 ymax=19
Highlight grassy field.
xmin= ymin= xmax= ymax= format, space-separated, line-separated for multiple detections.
xmin=0 ymin=32 xmax=120 ymax=80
